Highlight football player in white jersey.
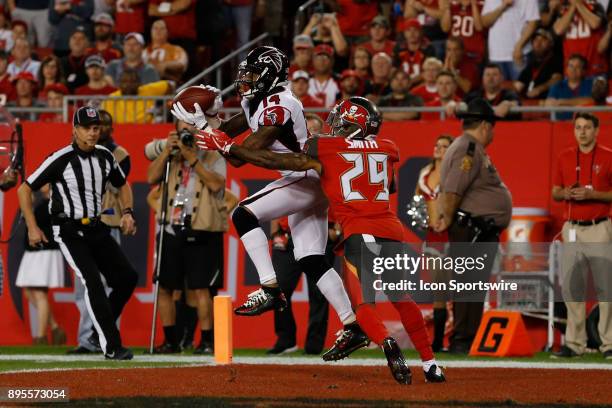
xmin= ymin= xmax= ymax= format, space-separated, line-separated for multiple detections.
xmin=171 ymin=46 xmax=368 ymax=361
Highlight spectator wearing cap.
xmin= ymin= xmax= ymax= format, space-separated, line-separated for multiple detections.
xmin=552 ymin=0 xmax=608 ymax=77
xmin=86 ymin=12 xmax=122 ymax=63
xmin=465 ymin=63 xmax=521 ymax=120
xmin=545 ymin=54 xmax=594 ymax=121
xmin=102 ymin=69 xmax=174 ymax=123
xmin=37 ymin=55 xmax=65 ymax=91
xmin=514 ymin=28 xmax=563 ymax=101
xmin=7 ymin=0 xmax=54 ymax=47
xmin=351 ymin=46 xmax=371 ymax=81
xmin=302 ymin=11 xmax=348 ymax=58
xmin=336 ymin=69 xmax=364 ymax=102
xmin=7 ymin=38 xmax=41 ymax=78
xmin=148 ymin=0 xmax=197 ymax=69
xmin=75 ymin=54 xmax=117 ymax=96
xmin=0 ymin=51 xmax=14 ymax=103
xmin=0 ymin=11 xmax=15 ymax=52
xmin=11 ymin=20 xmax=28 ymax=41
xmin=393 ymin=19 xmax=435 ymax=85
xmin=115 ymin=0 xmax=147 ymax=37
xmin=61 ymin=28 xmax=90 ymax=92
xmin=440 ymin=0 xmax=486 ymax=64
xmin=379 ymin=69 xmax=423 ymax=121
xmin=49 ymin=0 xmax=94 ymax=57
xmin=443 ymin=37 xmax=480 ymax=96
xmin=289 ymin=34 xmax=314 ymax=76
xmin=308 ymin=44 xmax=340 ymax=108
xmin=355 ymin=15 xmax=396 ymax=60
xmin=143 ymin=19 xmax=188 ymax=82
xmin=422 ymin=70 xmax=462 ymax=121
xmin=7 ymin=71 xmax=43 ymax=120
xmin=404 ymin=0 xmax=447 ymax=58
xmin=482 ymin=0 xmax=539 ymax=81
xmin=290 ymin=70 xmax=325 ymax=118
xmin=364 ymin=52 xmax=393 ymax=105
xmin=106 ymin=33 xmax=160 ymax=86
xmin=411 ymin=56 xmax=443 ymax=103
xmin=40 ymin=83 xmax=69 ymax=122
xmin=327 ymin=0 xmax=377 ymax=44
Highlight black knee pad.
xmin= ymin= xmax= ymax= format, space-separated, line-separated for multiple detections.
xmin=232 ymin=206 xmax=260 ymax=237
xmin=298 ymin=254 xmax=331 ymax=282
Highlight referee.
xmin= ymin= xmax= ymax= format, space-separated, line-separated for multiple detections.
xmin=17 ymin=106 xmax=138 ymax=360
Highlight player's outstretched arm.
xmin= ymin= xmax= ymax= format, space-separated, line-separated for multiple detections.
xmin=223 ymin=125 xmax=285 ymax=168
xmin=229 ymin=144 xmax=322 ymax=173
xmin=218 ymin=112 xmax=250 ymax=138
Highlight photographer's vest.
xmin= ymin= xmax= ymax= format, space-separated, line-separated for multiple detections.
xmin=157 ymin=151 xmax=228 ymax=232
xmin=101 ymin=145 xmax=129 ymax=228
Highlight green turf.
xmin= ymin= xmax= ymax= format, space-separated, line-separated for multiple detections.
xmin=0 ymin=360 xmax=201 ymax=372
xmin=0 ymin=346 xmax=609 ymax=373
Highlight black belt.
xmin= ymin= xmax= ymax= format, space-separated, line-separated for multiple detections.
xmin=454 ymin=210 xmax=502 ymax=241
xmin=52 ymin=214 xmax=102 ymax=227
xmin=568 ymin=217 xmax=609 ymax=226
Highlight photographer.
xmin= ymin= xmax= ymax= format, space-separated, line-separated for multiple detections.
xmin=147 ymin=120 xmax=227 ymax=354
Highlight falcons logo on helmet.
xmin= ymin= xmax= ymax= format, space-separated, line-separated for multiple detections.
xmin=258 ymin=49 xmax=283 ymax=73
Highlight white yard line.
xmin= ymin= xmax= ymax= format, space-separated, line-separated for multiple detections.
xmin=0 ymin=354 xmax=610 ymax=373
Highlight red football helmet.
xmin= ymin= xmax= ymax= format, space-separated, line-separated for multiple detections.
xmin=326 ymin=97 xmax=382 ymax=140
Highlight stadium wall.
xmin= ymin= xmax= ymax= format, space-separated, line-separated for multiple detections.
xmin=0 ymin=121 xmax=609 ymax=348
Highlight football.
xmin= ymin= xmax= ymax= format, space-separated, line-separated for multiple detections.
xmin=173 ymin=86 xmax=217 ymax=113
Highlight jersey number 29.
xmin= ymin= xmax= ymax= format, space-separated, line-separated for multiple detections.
xmin=340 ymin=153 xmax=389 ymax=202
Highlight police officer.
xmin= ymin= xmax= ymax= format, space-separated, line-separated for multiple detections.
xmin=434 ymin=98 xmax=512 ymax=354
xmin=17 ymin=106 xmax=138 ymax=360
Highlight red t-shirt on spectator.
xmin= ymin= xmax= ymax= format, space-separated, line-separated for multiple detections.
xmin=449 ymin=0 xmax=485 ymax=63
xmin=456 ymin=58 xmax=480 ymax=95
xmin=560 ymin=0 xmax=608 ymax=76
xmin=336 ymin=0 xmax=378 ymax=37
xmin=421 ymin=97 xmax=461 ymax=121
xmin=300 ymin=93 xmax=326 ymax=120
xmin=149 ymin=0 xmax=197 ymax=40
xmin=554 ymin=144 xmax=612 ymax=220
xmin=115 ymin=1 xmax=146 ymax=35
xmin=289 ymin=63 xmax=314 ymax=77
xmin=411 ymin=83 xmax=438 ymax=103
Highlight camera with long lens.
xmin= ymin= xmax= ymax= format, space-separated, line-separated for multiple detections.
xmin=144 ymin=129 xmax=196 ymax=161
xmin=178 ymin=129 xmax=194 ymax=148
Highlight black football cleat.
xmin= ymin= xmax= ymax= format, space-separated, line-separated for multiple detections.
xmin=382 ymin=337 xmax=411 ymax=385
xmin=193 ymin=342 xmax=214 ymax=355
xmin=105 ymin=346 xmax=133 ymax=361
xmin=322 ymin=323 xmax=370 ymax=361
xmin=424 ymin=364 xmax=446 ymax=383
xmin=234 ymin=286 xmax=287 ymax=316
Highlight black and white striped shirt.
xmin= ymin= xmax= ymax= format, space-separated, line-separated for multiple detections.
xmin=26 ymin=143 xmax=127 ymax=220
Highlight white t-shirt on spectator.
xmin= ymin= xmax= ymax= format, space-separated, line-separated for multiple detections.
xmin=308 ymin=76 xmax=340 ymax=108
xmin=7 ymin=59 xmax=41 ymax=78
xmin=0 ymin=30 xmax=14 ymax=53
xmin=483 ymin=0 xmax=540 ymax=62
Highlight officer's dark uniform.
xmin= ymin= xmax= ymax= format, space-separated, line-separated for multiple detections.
xmin=439 ymin=99 xmax=512 ymax=353
xmin=25 ymin=107 xmax=137 ymax=358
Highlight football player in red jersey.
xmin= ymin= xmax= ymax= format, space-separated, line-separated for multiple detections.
xmin=197 ymin=97 xmax=446 ymax=384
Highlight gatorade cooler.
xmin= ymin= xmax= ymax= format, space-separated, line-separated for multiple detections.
xmin=500 ymin=208 xmax=551 ymax=271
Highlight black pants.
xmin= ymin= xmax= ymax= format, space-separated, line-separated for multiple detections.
xmin=53 ymin=221 xmax=137 ymax=353
xmin=447 ymin=221 xmax=500 ymax=351
xmin=271 ymin=241 xmax=331 ymax=354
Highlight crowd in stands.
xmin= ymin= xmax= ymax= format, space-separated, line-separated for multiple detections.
xmin=0 ymin=0 xmax=611 ymax=122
